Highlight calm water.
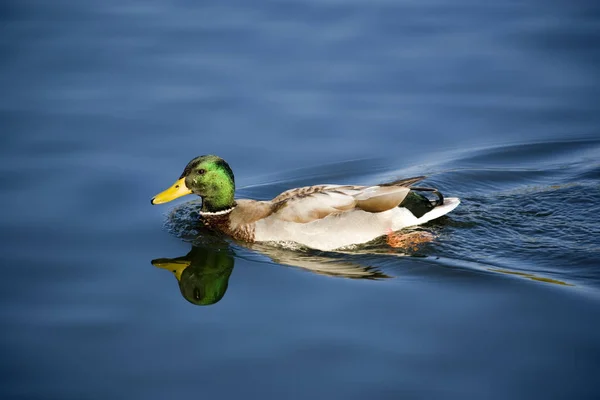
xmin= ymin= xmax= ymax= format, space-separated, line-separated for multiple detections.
xmin=2 ymin=0 xmax=600 ymax=399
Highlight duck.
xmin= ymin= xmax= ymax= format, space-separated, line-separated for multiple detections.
xmin=151 ymin=155 xmax=460 ymax=251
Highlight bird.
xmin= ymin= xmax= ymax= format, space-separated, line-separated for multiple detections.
xmin=151 ymin=155 xmax=460 ymax=251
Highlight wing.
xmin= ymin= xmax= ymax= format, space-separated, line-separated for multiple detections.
xmin=270 ymin=176 xmax=425 ymax=223
xmin=271 ymin=184 xmax=362 ymax=203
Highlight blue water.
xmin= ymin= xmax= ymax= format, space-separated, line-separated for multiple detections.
xmin=2 ymin=1 xmax=600 ymax=399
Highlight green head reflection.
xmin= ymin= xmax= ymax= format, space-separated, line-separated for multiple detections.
xmin=152 ymin=245 xmax=234 ymax=306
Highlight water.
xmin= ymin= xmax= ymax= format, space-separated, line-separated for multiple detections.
xmin=2 ymin=0 xmax=600 ymax=399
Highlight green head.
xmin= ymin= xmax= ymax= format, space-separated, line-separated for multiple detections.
xmin=151 ymin=155 xmax=236 ymax=212
xmin=151 ymin=244 xmax=235 ymax=306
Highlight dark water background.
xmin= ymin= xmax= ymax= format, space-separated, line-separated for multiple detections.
xmin=2 ymin=0 xmax=600 ymax=399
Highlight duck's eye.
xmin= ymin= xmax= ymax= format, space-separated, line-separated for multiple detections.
xmin=198 ymin=169 xmax=206 ymax=175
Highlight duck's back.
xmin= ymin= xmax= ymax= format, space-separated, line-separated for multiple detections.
xmin=252 ymin=196 xmax=460 ymax=251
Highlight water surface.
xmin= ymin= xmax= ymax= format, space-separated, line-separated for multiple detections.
xmin=2 ymin=0 xmax=600 ymax=399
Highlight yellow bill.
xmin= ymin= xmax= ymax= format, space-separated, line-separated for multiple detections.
xmin=151 ymin=178 xmax=192 ymax=204
xmin=151 ymin=258 xmax=190 ymax=281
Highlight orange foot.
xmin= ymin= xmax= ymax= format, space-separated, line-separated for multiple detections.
xmin=386 ymin=229 xmax=435 ymax=250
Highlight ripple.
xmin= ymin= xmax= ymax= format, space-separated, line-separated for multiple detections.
xmin=160 ymin=139 xmax=600 ymax=290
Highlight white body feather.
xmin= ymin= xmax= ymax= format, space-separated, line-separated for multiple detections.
xmin=254 ymin=197 xmax=460 ymax=251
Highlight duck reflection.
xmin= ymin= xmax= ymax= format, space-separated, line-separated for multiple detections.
xmin=152 ymin=236 xmax=390 ymax=306
xmin=246 ymin=242 xmax=390 ymax=280
xmin=152 ymin=244 xmax=234 ymax=306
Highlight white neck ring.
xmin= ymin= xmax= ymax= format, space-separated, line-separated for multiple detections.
xmin=199 ymin=207 xmax=235 ymax=217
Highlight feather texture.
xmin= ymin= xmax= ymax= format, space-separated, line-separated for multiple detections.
xmin=198 ymin=175 xmax=459 ymax=251
xmin=153 ymin=156 xmax=458 ymax=250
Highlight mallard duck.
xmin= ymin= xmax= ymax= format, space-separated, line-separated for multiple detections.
xmin=151 ymin=155 xmax=460 ymax=251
